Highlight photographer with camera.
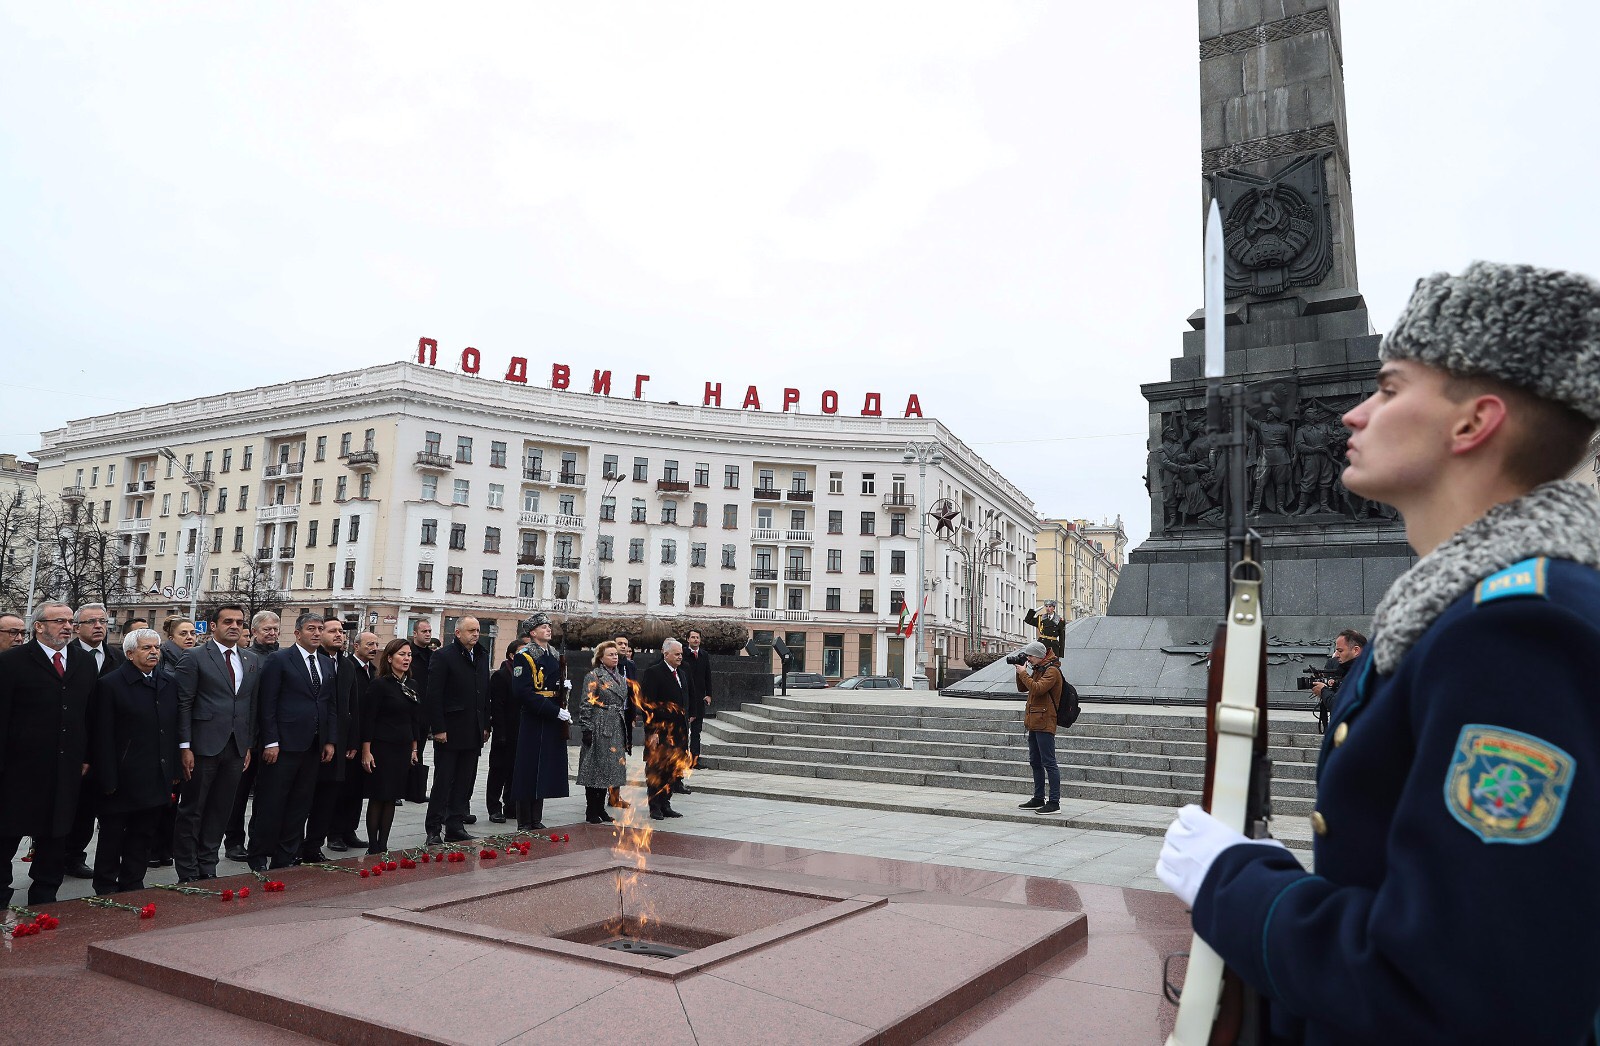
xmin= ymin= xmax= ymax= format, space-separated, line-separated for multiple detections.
xmin=1306 ymin=629 xmax=1365 ymax=729
xmin=1011 ymin=642 xmax=1063 ymax=815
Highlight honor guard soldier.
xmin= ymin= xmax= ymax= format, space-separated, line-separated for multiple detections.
xmin=508 ymin=615 xmax=570 ymax=831
xmin=1024 ymin=600 xmax=1065 ymax=657
xmin=1158 ymin=262 xmax=1600 ymax=1043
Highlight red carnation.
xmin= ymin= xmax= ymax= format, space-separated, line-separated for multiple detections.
xmin=479 ymin=849 xmax=496 ymax=860
xmin=371 ymin=866 xmax=383 ymax=877
xmin=237 ymin=887 xmax=250 ymax=899
xmin=359 ymin=869 xmax=370 ymax=878
xmin=419 ymin=853 xmax=430 ymax=863
xmin=385 ymin=861 xmax=397 ymax=871
xmin=34 ymin=913 xmax=58 ymax=929
xmin=400 ymin=858 xmax=416 ymax=869
xmin=561 ymin=834 xmax=570 ymax=842
xmin=220 ymin=889 xmax=234 ymax=901
xmin=140 ymin=904 xmax=156 ymax=919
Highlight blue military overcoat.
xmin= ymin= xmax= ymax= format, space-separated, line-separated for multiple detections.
xmin=1194 ymin=557 xmax=1600 ymax=1044
xmin=509 ymin=643 xmax=570 ymax=802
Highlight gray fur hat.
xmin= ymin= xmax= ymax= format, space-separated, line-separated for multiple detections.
xmin=1381 ymin=261 xmax=1600 ymax=421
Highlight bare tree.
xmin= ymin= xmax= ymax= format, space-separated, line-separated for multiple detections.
xmin=0 ymin=485 xmax=48 ymax=612
xmin=197 ymin=553 xmax=287 ymax=623
xmin=47 ymin=497 xmax=126 ymax=611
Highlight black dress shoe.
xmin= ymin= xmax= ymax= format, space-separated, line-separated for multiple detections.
xmin=326 ymin=838 xmax=349 ymax=853
xmin=661 ymin=806 xmax=683 ymax=819
xmin=599 ymin=810 xmax=614 ymax=823
xmin=177 ymin=875 xmax=200 ymax=884
xmin=443 ymin=829 xmax=474 ymax=843
xmin=463 ymin=814 xmax=478 ymax=825
xmin=343 ymin=833 xmax=368 ymax=848
xmin=301 ymin=848 xmax=328 ymax=863
xmin=529 ymin=822 xmax=546 ymax=831
xmin=65 ymin=862 xmax=94 ymax=879
xmin=147 ymin=856 xmax=173 ymax=868
xmin=673 ymin=783 xmax=693 ymax=795
xmin=488 ymin=813 xmax=507 ymax=824
xmin=585 ymin=814 xmax=605 ymax=824
xmin=425 ymin=832 xmax=443 ymax=846
xmin=225 ymin=844 xmax=250 ymax=863
xmin=649 ymin=808 xmax=665 ymax=821
xmin=1018 ymin=797 xmax=1045 ymax=809
xmin=1035 ymin=800 xmax=1061 ymax=814
xmin=248 ymin=857 xmax=270 ymax=873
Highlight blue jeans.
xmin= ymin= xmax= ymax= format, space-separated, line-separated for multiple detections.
xmin=1027 ymin=730 xmax=1059 ymax=802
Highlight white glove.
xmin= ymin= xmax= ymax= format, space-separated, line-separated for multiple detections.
xmin=556 ymin=708 xmax=572 ymax=723
xmin=1156 ymin=804 xmax=1286 ymax=907
xmin=562 ymin=679 xmax=572 ymax=691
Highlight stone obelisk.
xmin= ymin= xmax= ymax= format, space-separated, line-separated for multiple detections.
xmin=1023 ymin=1 xmax=1408 ymax=706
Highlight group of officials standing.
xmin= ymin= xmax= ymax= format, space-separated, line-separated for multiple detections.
xmin=0 ymin=600 xmax=715 ymax=905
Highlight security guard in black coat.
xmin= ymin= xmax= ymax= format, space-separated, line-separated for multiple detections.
xmin=1159 ymin=262 xmax=1600 ymax=1043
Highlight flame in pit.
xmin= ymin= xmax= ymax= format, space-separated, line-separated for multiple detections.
xmin=606 ymin=676 xmax=654 ymax=938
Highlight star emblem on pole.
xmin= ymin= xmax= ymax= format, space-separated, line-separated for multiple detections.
xmin=929 ymin=499 xmax=959 ymax=538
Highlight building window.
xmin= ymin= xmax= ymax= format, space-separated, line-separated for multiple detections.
xmin=216 ymin=488 xmax=229 ymax=513
xmin=890 ymin=590 xmax=906 ymax=614
xmin=629 ymin=498 xmax=646 ymax=523
xmin=719 ymin=584 xmax=735 ymax=608
xmin=828 ymin=471 xmax=842 ymax=494
xmin=160 ymin=493 xmax=171 ymax=516
xmin=661 ymin=539 xmax=677 ymax=564
xmin=348 ymin=516 xmax=360 ymax=543
xmin=554 ymin=575 xmax=571 ymax=599
xmin=484 ymin=526 xmax=501 ymax=554
xmin=446 ymin=567 xmax=463 ymax=594
xmin=788 ymin=587 xmax=804 ymax=611
xmin=524 ymin=450 xmax=543 ymax=479
xmin=242 ymin=447 xmax=253 ymax=470
xmin=343 ymin=562 xmax=356 ymax=589
xmin=755 ymin=468 xmax=772 ymax=491
xmin=890 ymin=513 xmax=906 ymax=536
xmin=452 ymin=479 xmax=469 ymax=505
xmin=212 ymin=527 xmax=223 ymax=554
xmin=233 ymin=526 xmax=245 ymax=552
xmin=692 ymin=502 xmax=707 ymax=527
xmin=660 ymin=579 xmax=675 ymax=605
xmin=600 ymin=496 xmax=616 ymax=522
xmin=603 ymin=454 xmax=619 ymax=480
xmin=861 ymin=473 xmax=876 ymax=495
xmin=519 ymin=574 xmax=538 ymax=598
xmin=326 ymin=563 xmax=336 ymax=589
xmin=724 ymin=465 xmax=739 ymax=489
xmin=181 ymin=492 xmax=191 ymax=514
xmin=559 ymin=493 xmax=575 ymax=514
xmin=629 ymin=538 xmax=644 ymax=563
xmin=222 ymin=448 xmax=233 ymax=472
xmin=890 ymin=550 xmax=905 ymax=574
xmin=791 ymin=471 xmax=808 ymax=493
xmin=859 ymin=634 xmax=873 ymax=674
xmin=305 ymin=478 xmax=319 ymax=505
xmin=482 ymin=570 xmax=498 ymax=596
xmin=305 ymin=521 xmax=318 ymax=547
xmin=790 ymin=509 xmax=806 ymax=531
xmin=449 ymin=523 xmax=466 ymax=550
xmin=524 ymin=488 xmax=541 ymax=512
xmin=358 ymin=473 xmax=372 ymax=499
xmin=364 ymin=428 xmax=375 ymax=451
xmin=421 ymin=475 xmax=438 ymax=501
xmin=424 ymin=431 xmax=441 ymax=455
xmin=456 ymin=436 xmax=473 ymax=463
xmin=722 ymin=504 xmax=738 ymax=529
xmin=627 ymin=578 xmax=642 ymax=603
xmin=826 ymin=549 xmax=842 ymax=572
xmin=324 ymin=518 xmax=338 ymax=546
xmin=860 ymin=552 xmax=875 ymax=573
xmin=688 ymin=581 xmax=704 ymax=606
xmin=597 ymin=535 xmax=614 ymax=561
xmin=417 ymin=563 xmax=434 ymax=591
xmin=490 ymin=441 xmax=507 ymax=468
xmin=694 ymin=463 xmax=709 ymax=487
xmin=488 ymin=483 xmax=504 ymax=509
xmin=754 ymin=587 xmax=770 ymax=609
xmin=632 ymin=456 xmax=648 ymax=481
xmin=827 ymin=510 xmax=843 ymax=534
xmin=661 ymin=501 xmax=677 ymax=525
xmin=859 ymin=590 xmax=874 ymax=613
xmin=826 ymin=587 xmax=841 ymax=611
xmin=860 ymin=512 xmax=875 ymax=535
xmin=690 ymin=542 xmax=706 ymax=567
xmin=721 ymin=544 xmax=737 ymax=568
xmin=662 ymin=460 xmax=679 ymax=482
xmin=333 ymin=432 xmax=348 ymax=457
xmin=420 ymin=518 xmax=437 ymax=545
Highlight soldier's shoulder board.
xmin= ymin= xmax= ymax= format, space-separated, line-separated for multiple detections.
xmin=1445 ymin=723 xmax=1575 ymax=844
xmin=1474 ymin=557 xmax=1548 ymax=606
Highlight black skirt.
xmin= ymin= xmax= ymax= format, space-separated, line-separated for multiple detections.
xmin=364 ymin=741 xmax=415 ymax=802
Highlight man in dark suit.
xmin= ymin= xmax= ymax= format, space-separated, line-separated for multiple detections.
xmin=223 ymin=610 xmax=282 ymax=861
xmin=247 ymin=613 xmax=338 ymax=871
xmin=172 ymin=604 xmax=258 ymax=882
xmin=422 ymin=617 xmax=490 ymax=845
xmin=0 ymin=602 xmax=97 ymax=905
xmin=640 ymin=639 xmax=690 ymax=820
xmin=485 ymin=637 xmax=527 ymax=823
xmin=302 ymin=618 xmax=359 ymax=861
xmin=90 ymin=630 xmax=180 ymax=894
xmin=680 ymin=628 xmax=713 ymax=786
xmin=327 ymin=630 xmax=378 ymax=850
xmin=62 ymin=602 xmax=125 ymax=878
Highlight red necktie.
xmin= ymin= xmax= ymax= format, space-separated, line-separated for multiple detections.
xmin=224 ymin=649 xmax=236 ymax=690
xmin=52 ymin=651 xmax=64 ymax=677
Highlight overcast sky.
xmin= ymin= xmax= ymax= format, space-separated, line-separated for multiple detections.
xmin=3 ymin=2 xmax=1597 ymax=548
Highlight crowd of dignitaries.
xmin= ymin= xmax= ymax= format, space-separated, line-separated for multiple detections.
xmin=0 ymin=602 xmax=715 ymax=905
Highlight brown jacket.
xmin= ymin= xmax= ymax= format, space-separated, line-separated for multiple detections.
xmin=1016 ymin=660 xmax=1063 ymax=734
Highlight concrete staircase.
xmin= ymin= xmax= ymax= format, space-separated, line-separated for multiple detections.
xmin=700 ymin=695 xmax=1324 ymax=826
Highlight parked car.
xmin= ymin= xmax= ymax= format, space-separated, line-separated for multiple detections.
xmin=773 ymin=671 xmax=828 ymax=689
xmin=834 ymin=675 xmax=904 ymax=690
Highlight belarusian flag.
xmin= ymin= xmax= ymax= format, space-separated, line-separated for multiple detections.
xmin=897 ymin=602 xmax=911 ymax=635
xmin=900 ymin=593 xmax=926 ymax=638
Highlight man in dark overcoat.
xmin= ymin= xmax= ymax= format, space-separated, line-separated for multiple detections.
xmin=302 ymin=618 xmax=359 ymax=861
xmin=680 ymin=628 xmax=712 ymax=780
xmin=90 ymin=630 xmax=180 ymax=894
xmin=485 ymin=638 xmax=527 ymax=823
xmin=422 ymin=616 xmax=490 ymax=845
xmin=0 ymin=601 xmax=97 ymax=905
xmin=639 ymin=639 xmax=690 ymax=820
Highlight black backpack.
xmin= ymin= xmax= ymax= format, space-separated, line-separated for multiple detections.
xmin=1054 ymin=680 xmax=1081 ymax=729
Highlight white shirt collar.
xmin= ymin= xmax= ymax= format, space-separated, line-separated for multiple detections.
xmin=37 ymin=639 xmax=67 ymax=659
xmin=212 ymin=638 xmax=237 ymax=655
xmin=78 ymin=639 xmax=103 ymax=654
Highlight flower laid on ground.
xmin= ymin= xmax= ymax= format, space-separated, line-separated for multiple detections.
xmin=219 ymin=890 xmax=234 ymax=901
xmin=84 ymin=896 xmax=155 ymax=919
xmin=153 ymin=883 xmax=239 ymax=900
xmin=399 ymin=857 xmax=416 ymax=869
xmin=300 ymin=863 xmax=362 ymax=875
xmin=140 ymin=904 xmax=156 ymax=919
xmin=237 ymin=887 xmax=250 ymax=898
xmin=479 ymin=849 xmax=498 ymax=860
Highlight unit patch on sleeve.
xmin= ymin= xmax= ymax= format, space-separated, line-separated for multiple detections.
xmin=1474 ymin=557 xmax=1548 ymax=605
xmin=1445 ymin=724 xmax=1575 ymax=844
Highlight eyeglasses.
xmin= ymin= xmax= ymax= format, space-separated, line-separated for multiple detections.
xmin=38 ymin=618 xmax=74 ymax=625
xmin=0 ymin=628 xmax=25 ymax=637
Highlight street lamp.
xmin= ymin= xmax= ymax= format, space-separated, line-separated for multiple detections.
xmin=159 ymin=447 xmax=215 ymax=621
xmin=901 ymin=441 xmax=943 ymax=690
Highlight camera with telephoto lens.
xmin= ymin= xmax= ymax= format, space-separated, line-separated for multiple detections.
xmin=1296 ymin=666 xmax=1333 ymax=690
xmin=1004 ymin=650 xmax=1031 ymax=666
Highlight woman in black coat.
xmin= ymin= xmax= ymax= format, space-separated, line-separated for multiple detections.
xmin=91 ymin=630 xmax=180 ymax=895
xmin=360 ymin=638 xmax=422 ymax=854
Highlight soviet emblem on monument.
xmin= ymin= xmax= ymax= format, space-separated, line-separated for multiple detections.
xmin=1214 ymin=151 xmax=1335 ymax=299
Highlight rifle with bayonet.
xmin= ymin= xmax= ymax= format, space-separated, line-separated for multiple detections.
xmin=1163 ymin=199 xmax=1274 ymax=1046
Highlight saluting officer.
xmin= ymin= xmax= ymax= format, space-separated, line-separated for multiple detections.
xmin=1158 ymin=262 xmax=1600 ymax=1043
xmin=1024 ymin=600 xmax=1064 ymax=657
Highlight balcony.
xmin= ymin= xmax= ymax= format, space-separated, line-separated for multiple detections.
xmin=523 ymin=466 xmax=548 ymax=482
xmin=116 ymin=517 xmax=153 ymax=534
xmin=257 ymin=546 xmax=274 ymax=561
xmin=517 ymin=553 xmax=546 ymax=566
xmin=517 ymin=597 xmax=582 ymax=613
xmin=656 ymin=480 xmax=690 ymax=499
xmin=344 ymin=449 xmax=380 ymax=471
xmin=883 ymin=493 xmax=916 ymax=509
xmin=552 ymin=556 xmax=581 ymax=570
xmin=60 ymin=485 xmax=86 ymax=502
xmin=277 ymin=546 xmax=296 ymax=560
xmin=556 ymin=472 xmax=585 ymax=487
xmin=125 ymin=480 xmax=156 ymax=494
xmin=554 ymin=514 xmax=585 ymax=531
xmin=750 ymin=528 xmax=780 ymax=542
xmin=784 ymin=567 xmax=812 ymax=581
xmin=415 ymin=451 xmax=454 ymax=471
xmin=753 ymin=488 xmax=781 ymax=501
xmin=261 ymin=463 xmax=299 ymax=479
xmin=256 ymin=503 xmax=299 ymax=523
xmin=786 ymin=489 xmax=813 ymax=503
xmin=751 ymin=608 xmax=813 ymax=622
xmin=785 ymin=529 xmax=814 ymax=543
xmin=750 ymin=567 xmax=778 ymax=581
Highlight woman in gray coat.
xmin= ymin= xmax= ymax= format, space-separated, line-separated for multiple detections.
xmin=577 ymin=641 xmax=630 ymax=824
